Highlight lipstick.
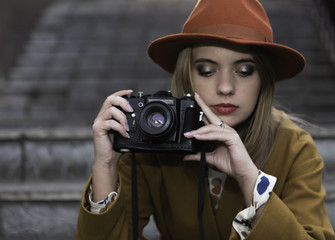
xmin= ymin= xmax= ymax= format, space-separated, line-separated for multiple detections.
xmin=212 ymin=103 xmax=238 ymax=114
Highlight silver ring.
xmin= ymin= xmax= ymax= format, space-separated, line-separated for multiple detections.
xmin=218 ymin=121 xmax=225 ymax=130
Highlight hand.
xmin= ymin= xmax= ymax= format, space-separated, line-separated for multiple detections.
xmin=92 ymin=89 xmax=133 ymax=167
xmin=183 ymin=93 xmax=258 ymax=205
xmin=91 ymin=89 xmax=133 ymax=201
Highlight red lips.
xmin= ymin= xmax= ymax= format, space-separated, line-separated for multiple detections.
xmin=212 ymin=103 xmax=238 ymax=114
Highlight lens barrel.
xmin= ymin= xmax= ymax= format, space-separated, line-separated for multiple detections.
xmin=139 ymin=102 xmax=175 ymax=139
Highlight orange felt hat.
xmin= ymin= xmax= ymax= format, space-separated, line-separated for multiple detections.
xmin=147 ymin=0 xmax=305 ymax=81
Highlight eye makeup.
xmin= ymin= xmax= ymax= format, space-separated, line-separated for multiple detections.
xmin=193 ymin=58 xmax=257 ymax=77
xmin=193 ymin=59 xmax=217 ymax=77
xmin=234 ymin=62 xmax=256 ymax=77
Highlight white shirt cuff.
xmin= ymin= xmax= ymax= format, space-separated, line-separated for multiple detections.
xmin=233 ymin=170 xmax=277 ymax=239
xmin=88 ymin=185 xmax=118 ymax=214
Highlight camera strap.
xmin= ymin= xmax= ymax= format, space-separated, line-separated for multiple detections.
xmin=131 ymin=151 xmax=138 ymax=240
xmin=131 ymin=149 xmax=207 ymax=240
xmin=198 ymin=147 xmax=207 ymax=240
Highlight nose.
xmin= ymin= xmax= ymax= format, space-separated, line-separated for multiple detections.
xmin=216 ymin=72 xmax=235 ymax=96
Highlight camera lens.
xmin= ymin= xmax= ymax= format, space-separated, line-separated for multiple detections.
xmin=139 ymin=102 xmax=176 ymax=139
xmin=147 ymin=112 xmax=165 ymax=128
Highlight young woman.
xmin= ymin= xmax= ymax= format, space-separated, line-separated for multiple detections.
xmin=76 ymin=0 xmax=335 ymax=239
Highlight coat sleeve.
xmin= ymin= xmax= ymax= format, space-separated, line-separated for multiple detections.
xmin=244 ymin=131 xmax=335 ymax=239
xmin=75 ymin=154 xmax=154 ymax=240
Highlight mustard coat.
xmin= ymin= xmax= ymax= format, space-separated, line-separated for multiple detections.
xmin=76 ymin=112 xmax=335 ymax=239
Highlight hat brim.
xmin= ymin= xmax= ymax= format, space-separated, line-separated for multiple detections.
xmin=147 ymin=33 xmax=305 ymax=81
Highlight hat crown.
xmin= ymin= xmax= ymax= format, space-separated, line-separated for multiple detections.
xmin=183 ymin=0 xmax=273 ymax=43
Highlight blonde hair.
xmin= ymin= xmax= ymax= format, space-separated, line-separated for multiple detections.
xmin=171 ymin=48 xmax=194 ymax=97
xmin=170 ymin=46 xmax=276 ymax=169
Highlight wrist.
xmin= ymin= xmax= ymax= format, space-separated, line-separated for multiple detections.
xmin=93 ymin=157 xmax=118 ymax=170
xmin=92 ymin=160 xmax=119 ymax=202
xmin=237 ymin=166 xmax=258 ymax=206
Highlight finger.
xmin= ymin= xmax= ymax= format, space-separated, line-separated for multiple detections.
xmin=99 ymin=90 xmax=134 ymax=116
xmin=94 ymin=119 xmax=130 ymax=139
xmin=194 ymin=92 xmax=220 ymax=124
xmin=106 ymin=119 xmax=130 ymax=138
xmin=184 ymin=123 xmax=230 ymax=138
xmin=98 ymin=106 xmax=129 ymax=131
xmin=183 ymin=152 xmax=216 ymax=166
xmin=183 ymin=152 xmax=201 ymax=161
xmin=193 ymin=130 xmax=227 ymax=142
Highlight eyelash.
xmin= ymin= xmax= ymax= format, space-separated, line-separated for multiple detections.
xmin=196 ymin=65 xmax=217 ymax=77
xmin=195 ymin=64 xmax=256 ymax=77
xmin=235 ymin=65 xmax=255 ymax=77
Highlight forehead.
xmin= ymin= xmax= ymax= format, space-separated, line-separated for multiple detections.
xmin=191 ymin=45 xmax=254 ymax=61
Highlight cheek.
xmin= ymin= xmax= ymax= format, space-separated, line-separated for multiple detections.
xmin=244 ymin=82 xmax=261 ymax=110
xmin=192 ymin=80 xmax=214 ymax=102
xmin=251 ymin=84 xmax=261 ymax=101
xmin=193 ymin=81 xmax=206 ymax=92
xmin=191 ymin=71 xmax=217 ymax=94
xmin=191 ymin=74 xmax=207 ymax=92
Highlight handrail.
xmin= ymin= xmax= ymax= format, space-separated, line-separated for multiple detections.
xmin=312 ymin=0 xmax=335 ymax=63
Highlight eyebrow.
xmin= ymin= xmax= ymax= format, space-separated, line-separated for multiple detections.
xmin=193 ymin=58 xmax=255 ymax=65
xmin=193 ymin=58 xmax=217 ymax=65
xmin=234 ymin=58 xmax=255 ymax=64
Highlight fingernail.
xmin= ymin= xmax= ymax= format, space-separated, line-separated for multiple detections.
xmin=128 ymin=104 xmax=134 ymax=112
xmin=184 ymin=132 xmax=191 ymax=136
xmin=193 ymin=134 xmax=201 ymax=138
xmin=125 ymin=124 xmax=130 ymax=132
xmin=126 ymin=132 xmax=130 ymax=138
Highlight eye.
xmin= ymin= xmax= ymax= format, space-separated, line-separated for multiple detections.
xmin=195 ymin=64 xmax=217 ymax=77
xmin=235 ymin=64 xmax=256 ymax=77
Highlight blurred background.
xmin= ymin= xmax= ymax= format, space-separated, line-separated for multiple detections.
xmin=0 ymin=0 xmax=334 ymax=239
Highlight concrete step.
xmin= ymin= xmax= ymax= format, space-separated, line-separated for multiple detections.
xmin=0 ymin=181 xmax=159 ymax=240
xmin=0 ymin=128 xmax=93 ymax=183
xmin=0 ymin=201 xmax=79 ymax=240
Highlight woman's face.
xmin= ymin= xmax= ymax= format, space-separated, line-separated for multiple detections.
xmin=191 ymin=45 xmax=261 ymax=127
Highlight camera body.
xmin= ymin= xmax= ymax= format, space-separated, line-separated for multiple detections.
xmin=113 ymin=91 xmax=203 ymax=153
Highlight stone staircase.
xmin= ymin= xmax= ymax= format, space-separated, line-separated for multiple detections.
xmin=0 ymin=0 xmax=334 ymax=239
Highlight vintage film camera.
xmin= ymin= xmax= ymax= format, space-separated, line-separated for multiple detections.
xmin=113 ymin=91 xmax=204 ymax=153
